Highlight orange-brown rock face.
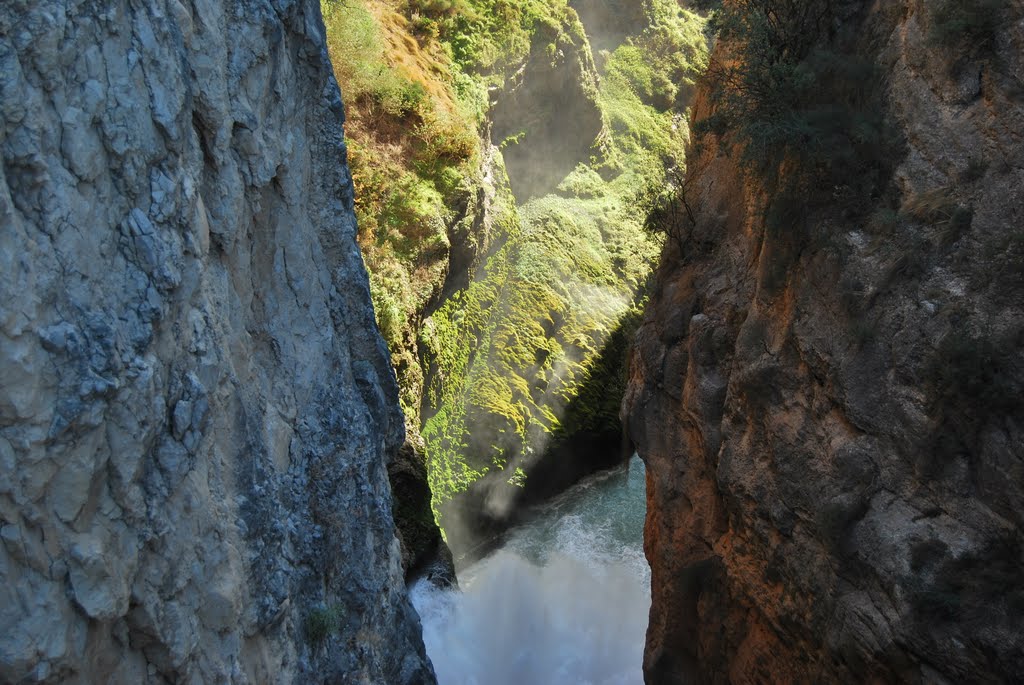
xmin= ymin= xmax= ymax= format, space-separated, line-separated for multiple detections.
xmin=624 ymin=2 xmax=1024 ymax=682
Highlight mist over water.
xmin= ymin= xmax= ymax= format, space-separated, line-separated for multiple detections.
xmin=411 ymin=457 xmax=649 ymax=685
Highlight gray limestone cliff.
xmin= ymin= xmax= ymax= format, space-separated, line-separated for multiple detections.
xmin=0 ymin=0 xmax=434 ymax=682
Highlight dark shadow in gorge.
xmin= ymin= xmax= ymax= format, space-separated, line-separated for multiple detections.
xmin=439 ymin=287 xmax=650 ymax=565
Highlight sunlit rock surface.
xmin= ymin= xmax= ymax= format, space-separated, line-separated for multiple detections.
xmin=0 ymin=1 xmax=433 ymax=682
xmin=625 ymin=1 xmax=1024 ymax=682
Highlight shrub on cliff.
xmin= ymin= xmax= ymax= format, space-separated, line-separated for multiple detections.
xmin=701 ymin=0 xmax=891 ymax=182
xmin=323 ymin=0 xmax=484 ymax=421
xmin=926 ymin=328 xmax=1021 ymax=468
xmin=928 ymin=0 xmax=1005 ymax=54
xmin=304 ymin=604 xmax=344 ymax=646
xmin=403 ymin=0 xmax=582 ymax=76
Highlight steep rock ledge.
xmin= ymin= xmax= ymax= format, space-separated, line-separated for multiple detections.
xmin=625 ymin=1 xmax=1024 ymax=682
xmin=0 ymin=0 xmax=433 ymax=682
xmin=490 ymin=13 xmax=603 ymax=201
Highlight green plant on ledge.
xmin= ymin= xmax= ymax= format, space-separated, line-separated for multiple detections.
xmin=304 ymin=604 xmax=344 ymax=646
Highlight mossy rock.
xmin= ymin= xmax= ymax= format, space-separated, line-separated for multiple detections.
xmin=388 ymin=442 xmax=457 ymax=586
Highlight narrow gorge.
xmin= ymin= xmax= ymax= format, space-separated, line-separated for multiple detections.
xmin=320 ymin=0 xmax=708 ymax=557
xmin=2 ymin=0 xmax=1023 ymax=684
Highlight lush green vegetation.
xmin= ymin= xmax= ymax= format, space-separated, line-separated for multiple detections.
xmin=402 ymin=0 xmax=583 ymax=78
xmin=420 ymin=179 xmax=662 ymax=505
xmin=419 ymin=0 xmax=708 ymax=512
xmin=698 ymin=0 xmax=894 ymax=193
xmin=323 ymin=0 xmax=485 ymax=422
xmin=324 ymin=0 xmax=708 ymax=519
xmin=600 ymin=3 xmax=707 ymax=179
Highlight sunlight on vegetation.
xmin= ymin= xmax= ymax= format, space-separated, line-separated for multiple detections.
xmin=417 ymin=0 xmax=709 ymax=512
xmin=405 ymin=0 xmax=581 ymax=78
xmin=322 ymin=0 xmax=709 ymax=519
xmin=322 ymin=0 xmax=484 ymax=422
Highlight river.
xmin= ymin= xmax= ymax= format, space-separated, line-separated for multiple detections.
xmin=411 ymin=456 xmax=649 ymax=685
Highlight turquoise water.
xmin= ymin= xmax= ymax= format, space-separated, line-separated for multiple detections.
xmin=411 ymin=457 xmax=649 ymax=685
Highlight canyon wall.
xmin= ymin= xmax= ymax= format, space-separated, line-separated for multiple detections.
xmin=418 ymin=0 xmax=708 ymax=549
xmin=625 ymin=1 xmax=1024 ymax=682
xmin=0 ymin=0 xmax=434 ymax=682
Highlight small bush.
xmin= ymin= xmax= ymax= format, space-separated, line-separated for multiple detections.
xmin=945 ymin=205 xmax=974 ymax=244
xmin=304 ymin=604 xmax=343 ymax=646
xmin=929 ymin=0 xmax=1005 ymax=54
xmin=958 ymin=157 xmax=989 ymax=184
xmin=406 ymin=0 xmax=470 ymax=17
xmin=369 ymin=275 xmax=408 ymax=349
xmin=695 ymin=0 xmax=901 ymax=242
xmin=901 ymin=187 xmax=957 ymax=224
xmin=899 ymin=187 xmax=973 ymax=245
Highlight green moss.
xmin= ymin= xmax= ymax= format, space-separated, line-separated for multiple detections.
xmin=323 ymin=0 xmax=487 ymax=429
xmin=404 ymin=0 xmax=583 ymax=78
xmin=325 ymin=0 xmax=707 ymax=521
xmin=415 ymin=1 xmax=707 ymax=518
xmin=599 ymin=2 xmax=707 ymax=168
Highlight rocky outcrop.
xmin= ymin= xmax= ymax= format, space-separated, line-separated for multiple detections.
xmin=625 ymin=1 xmax=1024 ymax=682
xmin=389 ymin=443 xmax=456 ymax=587
xmin=490 ymin=14 xmax=603 ymax=201
xmin=568 ymin=0 xmax=647 ymax=55
xmin=0 ymin=1 xmax=433 ymax=682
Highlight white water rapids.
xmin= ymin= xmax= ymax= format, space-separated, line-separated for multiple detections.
xmin=411 ymin=457 xmax=649 ymax=685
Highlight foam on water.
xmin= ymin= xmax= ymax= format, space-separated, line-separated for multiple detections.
xmin=411 ymin=457 xmax=649 ymax=685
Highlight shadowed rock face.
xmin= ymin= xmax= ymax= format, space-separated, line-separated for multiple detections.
xmin=0 ymin=1 xmax=433 ymax=682
xmin=390 ymin=442 xmax=456 ymax=587
xmin=625 ymin=1 xmax=1024 ymax=683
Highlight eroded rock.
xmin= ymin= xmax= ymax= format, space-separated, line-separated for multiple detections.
xmin=0 ymin=1 xmax=433 ymax=682
xmin=626 ymin=1 xmax=1024 ymax=682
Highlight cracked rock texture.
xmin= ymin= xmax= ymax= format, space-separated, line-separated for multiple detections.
xmin=0 ymin=0 xmax=434 ymax=682
xmin=625 ymin=1 xmax=1024 ymax=683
